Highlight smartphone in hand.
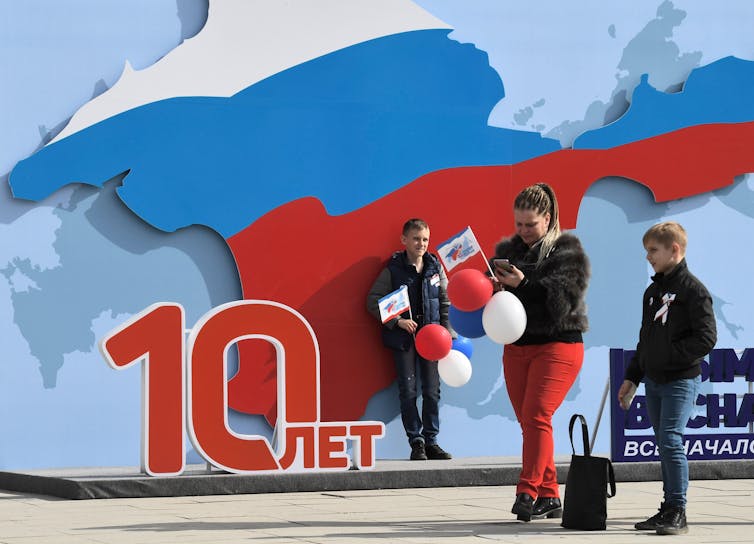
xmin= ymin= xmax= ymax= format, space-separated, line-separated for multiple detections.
xmin=493 ymin=258 xmax=514 ymax=272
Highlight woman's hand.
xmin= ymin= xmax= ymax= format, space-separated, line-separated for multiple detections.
xmin=490 ymin=275 xmax=504 ymax=292
xmin=493 ymin=263 xmax=525 ymax=288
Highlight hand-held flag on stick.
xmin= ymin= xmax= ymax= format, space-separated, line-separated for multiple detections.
xmin=377 ymin=284 xmax=411 ymax=324
xmin=436 ymin=226 xmax=492 ymax=275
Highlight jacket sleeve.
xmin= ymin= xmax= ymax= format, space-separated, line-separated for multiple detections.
xmin=366 ymin=267 xmax=400 ymax=329
xmin=624 ymin=353 xmax=643 ymax=386
xmin=509 ymin=275 xmax=547 ymax=305
xmin=671 ymin=284 xmax=717 ymax=366
xmin=492 ymin=237 xmax=548 ymax=307
xmin=535 ymin=234 xmax=590 ymax=328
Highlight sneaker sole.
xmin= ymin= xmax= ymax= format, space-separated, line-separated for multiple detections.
xmin=657 ymin=526 xmax=689 ymax=535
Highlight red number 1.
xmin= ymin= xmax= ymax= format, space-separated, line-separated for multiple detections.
xmin=100 ymin=303 xmax=185 ymax=476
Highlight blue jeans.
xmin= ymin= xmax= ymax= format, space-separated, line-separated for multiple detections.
xmin=644 ymin=375 xmax=701 ymax=508
xmin=392 ymin=344 xmax=441 ymax=446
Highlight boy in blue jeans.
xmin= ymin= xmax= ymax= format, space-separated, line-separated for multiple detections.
xmin=366 ymin=218 xmax=453 ymax=461
xmin=618 ymin=221 xmax=717 ymax=535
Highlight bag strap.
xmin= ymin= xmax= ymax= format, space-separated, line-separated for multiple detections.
xmin=568 ymin=413 xmax=591 ymax=456
xmin=568 ymin=414 xmax=617 ymax=498
xmin=606 ymin=458 xmax=617 ymax=498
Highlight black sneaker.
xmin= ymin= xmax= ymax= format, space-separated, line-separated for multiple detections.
xmin=634 ymin=503 xmax=667 ymax=530
xmin=656 ymin=506 xmax=688 ymax=535
xmin=531 ymin=497 xmax=562 ymax=519
xmin=425 ymin=444 xmax=452 ymax=460
xmin=511 ymin=492 xmax=534 ymax=522
xmin=410 ymin=441 xmax=427 ymax=460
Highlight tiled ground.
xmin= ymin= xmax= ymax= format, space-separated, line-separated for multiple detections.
xmin=1 ymin=479 xmax=752 ymax=543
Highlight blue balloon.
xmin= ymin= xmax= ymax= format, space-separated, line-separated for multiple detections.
xmin=451 ymin=335 xmax=474 ymax=360
xmin=448 ymin=305 xmax=486 ymax=339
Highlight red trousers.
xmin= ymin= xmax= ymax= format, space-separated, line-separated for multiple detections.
xmin=503 ymin=342 xmax=583 ymax=499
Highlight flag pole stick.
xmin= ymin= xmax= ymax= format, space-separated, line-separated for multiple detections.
xmin=590 ymin=377 xmax=610 ymax=453
xmin=467 ymin=226 xmax=494 ymax=276
xmin=401 ymin=284 xmax=415 ymax=337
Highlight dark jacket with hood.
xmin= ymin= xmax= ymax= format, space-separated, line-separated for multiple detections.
xmin=624 ymin=258 xmax=717 ymax=385
xmin=493 ymin=232 xmax=589 ymax=345
xmin=366 ymin=251 xmax=451 ymax=352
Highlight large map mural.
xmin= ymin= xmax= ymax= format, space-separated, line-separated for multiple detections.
xmin=3 ymin=0 xmax=754 ymax=469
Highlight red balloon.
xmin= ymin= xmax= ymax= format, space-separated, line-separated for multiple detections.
xmin=415 ymin=324 xmax=453 ymax=361
xmin=447 ymin=268 xmax=493 ymax=311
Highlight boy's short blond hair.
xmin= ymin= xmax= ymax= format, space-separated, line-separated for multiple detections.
xmin=402 ymin=218 xmax=429 ymax=235
xmin=643 ymin=221 xmax=687 ymax=254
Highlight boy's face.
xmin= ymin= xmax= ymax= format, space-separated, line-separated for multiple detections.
xmin=645 ymin=239 xmax=681 ymax=275
xmin=401 ymin=227 xmax=430 ymax=262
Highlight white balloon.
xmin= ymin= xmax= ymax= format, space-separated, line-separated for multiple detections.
xmin=482 ymin=291 xmax=527 ymax=344
xmin=438 ymin=349 xmax=472 ymax=387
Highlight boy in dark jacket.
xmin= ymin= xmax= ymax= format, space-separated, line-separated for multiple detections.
xmin=618 ymin=221 xmax=717 ymax=535
xmin=366 ymin=218 xmax=453 ymax=461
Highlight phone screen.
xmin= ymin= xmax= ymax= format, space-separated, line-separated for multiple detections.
xmin=494 ymin=259 xmax=513 ymax=272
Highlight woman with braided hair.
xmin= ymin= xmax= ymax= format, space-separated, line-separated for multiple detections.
xmin=490 ymin=182 xmax=590 ymax=522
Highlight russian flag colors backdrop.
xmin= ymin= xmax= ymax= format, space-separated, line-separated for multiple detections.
xmin=3 ymin=0 xmax=754 ymax=469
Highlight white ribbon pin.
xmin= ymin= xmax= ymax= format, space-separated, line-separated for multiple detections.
xmin=654 ymin=292 xmax=676 ymax=325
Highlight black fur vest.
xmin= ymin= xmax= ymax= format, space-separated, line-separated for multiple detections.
xmin=493 ymin=232 xmax=590 ymax=338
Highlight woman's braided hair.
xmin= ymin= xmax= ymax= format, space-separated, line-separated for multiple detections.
xmin=513 ymin=182 xmax=561 ymax=266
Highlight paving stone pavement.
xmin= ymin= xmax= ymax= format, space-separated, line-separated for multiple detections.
xmin=1 ymin=478 xmax=753 ymax=543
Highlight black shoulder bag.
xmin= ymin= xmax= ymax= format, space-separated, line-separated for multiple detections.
xmin=561 ymin=413 xmax=617 ymax=530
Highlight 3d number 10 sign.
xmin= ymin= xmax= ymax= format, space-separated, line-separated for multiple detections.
xmin=99 ymin=300 xmax=385 ymax=476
